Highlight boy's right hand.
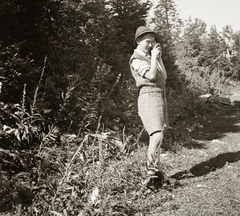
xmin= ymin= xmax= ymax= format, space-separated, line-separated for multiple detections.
xmin=151 ymin=43 xmax=162 ymax=57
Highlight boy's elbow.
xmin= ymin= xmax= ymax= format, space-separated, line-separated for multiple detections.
xmin=145 ymin=73 xmax=156 ymax=81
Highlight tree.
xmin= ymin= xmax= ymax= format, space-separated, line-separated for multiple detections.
xmin=91 ymin=0 xmax=152 ymax=132
xmin=0 ymin=0 xmax=64 ymax=105
xmin=181 ymin=18 xmax=207 ymax=60
xmin=148 ymin=0 xmax=183 ymax=88
xmin=202 ymin=25 xmax=222 ymax=66
xmin=233 ymin=31 xmax=240 ymax=78
xmin=148 ymin=0 xmax=182 ymax=41
xmin=99 ymin=0 xmax=151 ymax=76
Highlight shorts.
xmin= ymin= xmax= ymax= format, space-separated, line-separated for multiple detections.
xmin=138 ymin=89 xmax=168 ymax=135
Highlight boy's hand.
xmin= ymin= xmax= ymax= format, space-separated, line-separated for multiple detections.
xmin=151 ymin=43 xmax=162 ymax=58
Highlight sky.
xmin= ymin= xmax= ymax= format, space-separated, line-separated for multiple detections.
xmin=151 ymin=0 xmax=240 ymax=31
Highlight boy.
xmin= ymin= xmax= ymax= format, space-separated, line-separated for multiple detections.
xmin=129 ymin=26 xmax=169 ymax=183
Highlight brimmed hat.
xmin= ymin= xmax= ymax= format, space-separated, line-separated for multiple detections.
xmin=134 ymin=26 xmax=156 ymax=46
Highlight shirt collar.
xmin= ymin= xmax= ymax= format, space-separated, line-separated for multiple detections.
xmin=134 ymin=48 xmax=149 ymax=57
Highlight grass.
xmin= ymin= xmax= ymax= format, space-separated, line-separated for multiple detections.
xmin=146 ymin=103 xmax=240 ymax=216
xmin=1 ymin=83 xmax=240 ymax=215
xmin=78 ymin=100 xmax=240 ymax=216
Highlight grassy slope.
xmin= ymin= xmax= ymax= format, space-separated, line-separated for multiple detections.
xmin=147 ymin=94 xmax=240 ymax=215
xmin=1 ymin=86 xmax=239 ymax=215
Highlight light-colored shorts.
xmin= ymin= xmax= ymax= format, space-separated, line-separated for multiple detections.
xmin=138 ymin=89 xmax=167 ymax=135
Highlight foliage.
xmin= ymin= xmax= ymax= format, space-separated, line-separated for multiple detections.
xmin=0 ymin=42 xmax=41 ymax=104
xmin=175 ymin=18 xmax=240 ymax=95
xmin=0 ymin=90 xmax=145 ymax=215
xmin=1 ymin=0 xmax=240 ymax=214
xmin=0 ymin=87 xmax=60 ymax=214
xmin=163 ymin=87 xmax=220 ymax=151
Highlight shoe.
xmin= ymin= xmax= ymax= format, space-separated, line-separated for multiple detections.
xmin=146 ymin=168 xmax=158 ymax=177
xmin=156 ymin=170 xmax=178 ymax=186
xmin=144 ymin=168 xmax=164 ymax=190
xmin=146 ymin=178 xmax=157 ymax=190
xmin=155 ymin=170 xmax=167 ymax=181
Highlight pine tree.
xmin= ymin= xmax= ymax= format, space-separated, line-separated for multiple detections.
xmin=147 ymin=0 xmax=183 ymax=88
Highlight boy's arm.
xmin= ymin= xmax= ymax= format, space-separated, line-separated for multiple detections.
xmin=131 ymin=43 xmax=162 ymax=81
xmin=144 ymin=55 xmax=159 ymax=81
xmin=144 ymin=43 xmax=162 ymax=81
xmin=131 ymin=59 xmax=150 ymax=78
xmin=132 ymin=57 xmax=158 ymax=81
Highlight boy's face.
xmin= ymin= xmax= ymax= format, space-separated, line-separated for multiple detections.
xmin=136 ymin=34 xmax=156 ymax=53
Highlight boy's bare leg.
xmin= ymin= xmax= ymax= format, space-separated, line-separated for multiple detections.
xmin=155 ymin=141 xmax=162 ymax=170
xmin=147 ymin=131 xmax=163 ymax=170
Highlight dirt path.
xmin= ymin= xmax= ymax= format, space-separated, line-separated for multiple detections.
xmin=148 ymin=87 xmax=240 ymax=215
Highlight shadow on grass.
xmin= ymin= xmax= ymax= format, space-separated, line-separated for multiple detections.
xmin=190 ymin=105 xmax=240 ymax=142
xmin=182 ymin=140 xmax=207 ymax=150
xmin=171 ymin=151 xmax=240 ymax=180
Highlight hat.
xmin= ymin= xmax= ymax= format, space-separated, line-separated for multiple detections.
xmin=134 ymin=26 xmax=156 ymax=46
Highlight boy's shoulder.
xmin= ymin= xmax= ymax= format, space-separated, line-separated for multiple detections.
xmin=131 ymin=49 xmax=148 ymax=60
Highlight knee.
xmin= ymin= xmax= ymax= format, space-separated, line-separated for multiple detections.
xmin=150 ymin=131 xmax=163 ymax=144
